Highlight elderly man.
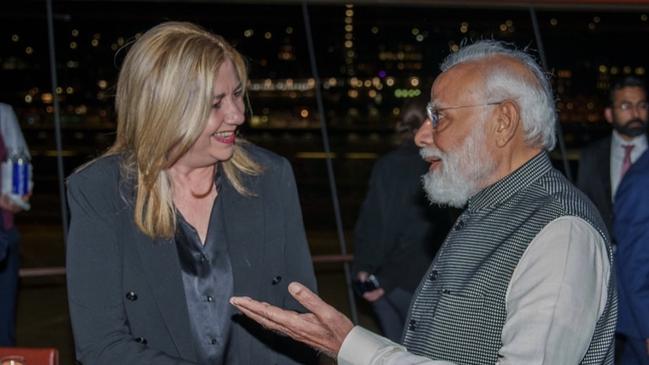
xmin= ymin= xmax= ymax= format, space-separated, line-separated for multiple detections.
xmin=231 ymin=40 xmax=616 ymax=364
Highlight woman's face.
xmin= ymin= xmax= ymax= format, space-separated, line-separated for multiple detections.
xmin=174 ymin=58 xmax=245 ymax=169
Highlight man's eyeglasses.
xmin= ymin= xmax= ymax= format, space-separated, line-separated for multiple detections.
xmin=614 ymin=101 xmax=649 ymax=112
xmin=425 ymin=100 xmax=508 ymax=129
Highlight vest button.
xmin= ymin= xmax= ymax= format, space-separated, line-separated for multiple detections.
xmin=429 ymin=270 xmax=439 ymax=281
xmin=126 ymin=291 xmax=138 ymax=301
xmin=272 ymin=276 xmax=282 ymax=285
xmin=454 ymin=220 xmax=465 ymax=231
xmin=408 ymin=319 xmax=417 ymax=331
xmin=135 ymin=336 xmax=147 ymax=344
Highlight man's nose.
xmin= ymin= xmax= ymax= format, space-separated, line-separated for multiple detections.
xmin=415 ymin=119 xmax=433 ymax=147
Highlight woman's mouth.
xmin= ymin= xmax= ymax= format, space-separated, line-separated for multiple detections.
xmin=212 ymin=130 xmax=236 ymax=144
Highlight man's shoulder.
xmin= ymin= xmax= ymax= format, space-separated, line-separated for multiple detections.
xmin=580 ymin=136 xmax=611 ymax=155
xmin=0 ymin=103 xmax=15 ymax=122
xmin=623 ymin=149 xmax=649 ymax=183
xmin=532 ymin=169 xmax=608 ymax=235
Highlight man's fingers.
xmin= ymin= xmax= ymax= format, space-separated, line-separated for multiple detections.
xmin=235 ymin=301 xmax=282 ymax=330
xmin=288 ymin=282 xmax=340 ymax=321
xmin=232 ymin=294 xmax=350 ymax=357
xmin=231 ymin=296 xmax=322 ymax=337
xmin=231 ymin=297 xmax=290 ymax=326
xmin=231 ymin=296 xmax=336 ymax=353
xmin=231 ymin=298 xmax=306 ymax=339
xmin=362 ymin=288 xmax=385 ymax=302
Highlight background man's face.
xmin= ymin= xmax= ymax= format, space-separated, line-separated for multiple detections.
xmin=607 ymin=86 xmax=648 ymax=138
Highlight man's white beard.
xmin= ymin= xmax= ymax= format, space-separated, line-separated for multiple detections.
xmin=420 ymin=126 xmax=496 ymax=208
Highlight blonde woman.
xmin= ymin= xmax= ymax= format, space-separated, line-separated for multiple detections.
xmin=66 ymin=21 xmax=317 ymax=365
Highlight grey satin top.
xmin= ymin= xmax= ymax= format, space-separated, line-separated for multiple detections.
xmin=175 ymin=180 xmax=235 ymax=365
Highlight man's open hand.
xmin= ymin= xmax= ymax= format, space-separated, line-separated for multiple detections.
xmin=230 ymin=282 xmax=354 ymax=358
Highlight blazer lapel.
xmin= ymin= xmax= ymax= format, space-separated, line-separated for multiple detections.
xmin=221 ymin=177 xmax=265 ymax=365
xmin=134 ymin=233 xmax=198 ymax=362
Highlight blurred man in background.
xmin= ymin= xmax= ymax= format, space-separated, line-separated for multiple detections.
xmin=578 ymin=76 xmax=648 ymax=235
xmin=353 ymin=96 xmax=452 ymax=342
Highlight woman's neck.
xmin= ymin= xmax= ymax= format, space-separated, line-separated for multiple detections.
xmin=168 ymin=163 xmax=217 ymax=198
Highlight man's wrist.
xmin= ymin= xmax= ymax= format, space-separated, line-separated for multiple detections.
xmin=338 ymin=326 xmax=404 ymax=365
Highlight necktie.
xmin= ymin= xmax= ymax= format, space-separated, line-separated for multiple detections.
xmin=621 ymin=144 xmax=635 ymax=179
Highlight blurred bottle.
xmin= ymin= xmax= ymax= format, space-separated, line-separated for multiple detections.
xmin=11 ymin=149 xmax=30 ymax=197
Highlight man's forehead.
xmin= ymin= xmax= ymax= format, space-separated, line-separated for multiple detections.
xmin=430 ymin=65 xmax=483 ymax=104
xmin=614 ymin=86 xmax=647 ymax=101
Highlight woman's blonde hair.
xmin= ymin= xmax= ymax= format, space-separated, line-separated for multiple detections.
xmin=107 ymin=21 xmax=261 ymax=239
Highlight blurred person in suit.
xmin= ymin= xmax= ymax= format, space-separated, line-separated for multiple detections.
xmin=614 ymin=148 xmax=649 ymax=365
xmin=0 ymin=102 xmax=31 ymax=346
xmin=353 ymin=96 xmax=452 ymax=342
xmin=66 ymin=21 xmax=316 ymax=365
xmin=577 ymin=76 xmax=648 ymax=235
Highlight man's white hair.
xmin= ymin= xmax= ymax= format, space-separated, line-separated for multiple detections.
xmin=440 ymin=40 xmax=557 ymax=150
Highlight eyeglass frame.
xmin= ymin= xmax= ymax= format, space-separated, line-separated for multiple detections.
xmin=425 ymin=100 xmax=510 ymax=129
xmin=613 ymin=100 xmax=649 ymax=112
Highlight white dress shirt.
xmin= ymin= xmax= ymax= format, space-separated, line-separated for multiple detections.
xmin=610 ymin=130 xmax=647 ymax=199
xmin=338 ymin=216 xmax=610 ymax=365
xmin=0 ymin=103 xmax=30 ymax=158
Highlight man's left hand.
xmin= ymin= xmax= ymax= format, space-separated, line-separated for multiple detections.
xmin=363 ymin=287 xmax=385 ymax=302
xmin=230 ymin=282 xmax=354 ymax=358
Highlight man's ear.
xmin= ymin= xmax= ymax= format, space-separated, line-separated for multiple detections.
xmin=494 ymin=100 xmax=520 ymax=148
xmin=604 ymin=107 xmax=614 ymax=125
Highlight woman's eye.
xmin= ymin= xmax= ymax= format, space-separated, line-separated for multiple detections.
xmin=212 ymin=102 xmax=222 ymax=109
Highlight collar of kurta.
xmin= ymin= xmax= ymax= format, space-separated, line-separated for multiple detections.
xmin=468 ymin=151 xmax=552 ymax=212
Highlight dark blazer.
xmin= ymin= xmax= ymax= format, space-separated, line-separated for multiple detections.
xmin=66 ymin=144 xmax=317 ymax=365
xmin=614 ymin=149 xmax=649 ymax=341
xmin=577 ymin=136 xmax=613 ymax=234
xmin=353 ymin=142 xmax=452 ymax=293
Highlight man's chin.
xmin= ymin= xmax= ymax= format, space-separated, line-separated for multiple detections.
xmin=617 ymin=121 xmax=647 ymax=137
xmin=623 ymin=128 xmax=647 ymax=138
xmin=422 ymin=180 xmax=470 ymax=208
xmin=425 ymin=193 xmax=468 ymax=208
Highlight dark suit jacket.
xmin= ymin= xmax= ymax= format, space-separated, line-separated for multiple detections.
xmin=66 ymin=144 xmax=317 ymax=365
xmin=614 ymin=149 xmax=649 ymax=340
xmin=577 ymin=136 xmax=613 ymax=234
xmin=353 ymin=142 xmax=452 ymax=293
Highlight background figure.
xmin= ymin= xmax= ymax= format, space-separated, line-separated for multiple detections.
xmin=0 ymin=102 xmax=32 ymax=346
xmin=353 ymin=96 xmax=452 ymax=342
xmin=614 ymin=149 xmax=649 ymax=365
xmin=577 ymin=76 xmax=648 ymax=235
xmin=66 ymin=22 xmax=316 ymax=364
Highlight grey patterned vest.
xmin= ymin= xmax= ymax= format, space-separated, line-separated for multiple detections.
xmin=402 ymin=153 xmax=616 ymax=364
